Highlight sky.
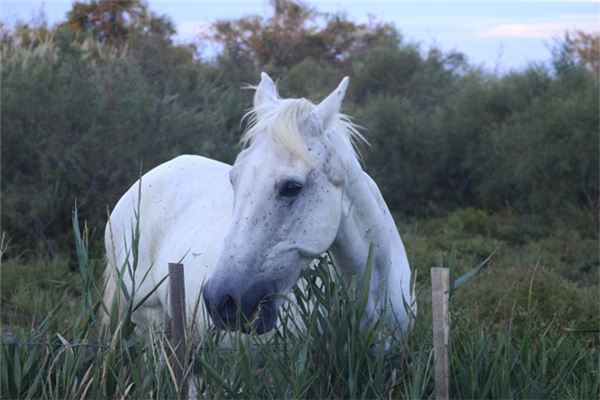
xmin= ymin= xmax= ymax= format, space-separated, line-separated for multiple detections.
xmin=1 ymin=1 xmax=598 ymax=72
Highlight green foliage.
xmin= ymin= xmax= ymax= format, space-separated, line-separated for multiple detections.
xmin=1 ymin=0 xmax=598 ymax=256
xmin=1 ymin=215 xmax=598 ymax=399
xmin=1 ymin=21 xmax=244 ymax=257
xmin=0 ymin=256 xmax=82 ymax=330
xmin=1 ymin=1 xmax=598 ymax=397
xmin=451 ymin=315 xmax=599 ymax=399
xmin=62 ymin=0 xmax=173 ymax=45
xmin=486 ymin=67 xmax=599 ymax=211
xmin=400 ymin=208 xmax=599 ymax=329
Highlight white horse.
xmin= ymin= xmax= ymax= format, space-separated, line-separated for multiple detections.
xmin=103 ymin=73 xmax=415 ymax=337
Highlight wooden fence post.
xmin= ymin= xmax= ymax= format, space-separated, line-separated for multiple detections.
xmin=431 ymin=267 xmax=450 ymax=400
xmin=169 ymin=262 xmax=187 ymax=399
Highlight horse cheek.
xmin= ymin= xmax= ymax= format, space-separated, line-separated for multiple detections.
xmin=303 ymin=188 xmax=342 ymax=253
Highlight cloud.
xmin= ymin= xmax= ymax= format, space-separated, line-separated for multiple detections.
xmin=476 ymin=14 xmax=598 ymax=39
xmin=478 ymin=23 xmax=567 ymax=38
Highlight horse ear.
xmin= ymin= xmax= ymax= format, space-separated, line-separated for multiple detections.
xmin=254 ymin=72 xmax=278 ymax=109
xmin=308 ymin=76 xmax=349 ymax=134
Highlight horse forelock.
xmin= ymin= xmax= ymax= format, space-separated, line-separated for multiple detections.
xmin=241 ymin=93 xmax=365 ymax=165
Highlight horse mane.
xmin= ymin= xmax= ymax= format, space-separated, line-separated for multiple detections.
xmin=241 ymin=89 xmax=365 ymax=164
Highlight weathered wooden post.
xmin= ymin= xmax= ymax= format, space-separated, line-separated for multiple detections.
xmin=431 ymin=267 xmax=450 ymax=400
xmin=169 ymin=262 xmax=187 ymax=399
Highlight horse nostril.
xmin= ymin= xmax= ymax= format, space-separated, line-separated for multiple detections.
xmin=218 ymin=294 xmax=238 ymax=318
xmin=204 ymin=280 xmax=241 ymax=329
xmin=212 ymin=293 xmax=241 ymax=329
xmin=203 ymin=279 xmax=278 ymax=331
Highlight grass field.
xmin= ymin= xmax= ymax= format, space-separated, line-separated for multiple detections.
xmin=1 ymin=208 xmax=598 ymax=399
xmin=2 ymin=2 xmax=597 ymax=398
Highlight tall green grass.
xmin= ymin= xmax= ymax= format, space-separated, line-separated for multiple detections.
xmin=1 ymin=210 xmax=598 ymax=399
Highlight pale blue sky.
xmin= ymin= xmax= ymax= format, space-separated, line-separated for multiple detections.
xmin=1 ymin=1 xmax=598 ymax=72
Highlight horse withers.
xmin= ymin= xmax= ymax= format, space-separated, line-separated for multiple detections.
xmin=103 ymin=73 xmax=416 ymax=337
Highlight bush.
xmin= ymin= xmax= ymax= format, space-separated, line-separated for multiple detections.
xmin=1 ymin=27 xmax=245 ymax=257
xmin=1 ymin=0 xmax=597 ymax=258
xmin=480 ymin=66 xmax=599 ymax=211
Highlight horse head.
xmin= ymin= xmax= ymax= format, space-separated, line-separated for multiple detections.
xmin=203 ymin=73 xmax=362 ymax=333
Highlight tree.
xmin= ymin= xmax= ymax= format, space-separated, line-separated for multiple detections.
xmin=554 ymin=30 xmax=600 ymax=76
xmin=208 ymin=0 xmax=398 ymax=71
xmin=565 ymin=30 xmax=600 ymax=75
xmin=63 ymin=0 xmax=175 ymax=45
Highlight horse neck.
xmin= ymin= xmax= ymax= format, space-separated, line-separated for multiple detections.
xmin=330 ymin=156 xmax=413 ymax=327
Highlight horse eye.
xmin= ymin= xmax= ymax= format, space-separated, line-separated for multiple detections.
xmin=279 ymin=181 xmax=303 ymax=197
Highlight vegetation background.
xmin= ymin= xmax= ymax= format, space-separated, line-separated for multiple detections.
xmin=1 ymin=0 xmax=598 ymax=398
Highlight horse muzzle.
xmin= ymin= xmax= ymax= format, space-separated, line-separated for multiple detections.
xmin=203 ymin=278 xmax=279 ymax=334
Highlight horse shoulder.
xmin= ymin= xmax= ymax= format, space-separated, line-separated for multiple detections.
xmin=104 ymin=155 xmax=233 ymax=320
